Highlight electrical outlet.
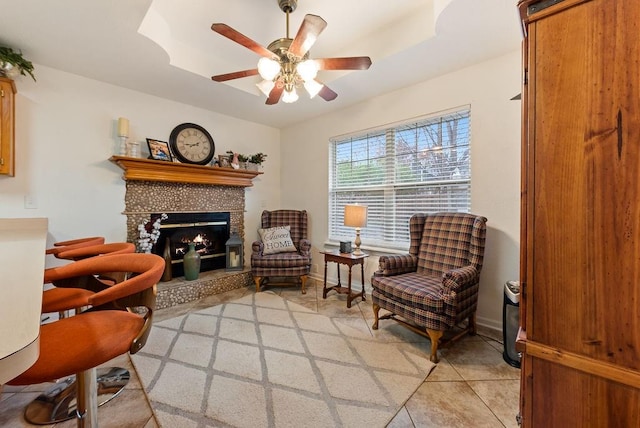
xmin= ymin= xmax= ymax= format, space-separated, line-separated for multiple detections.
xmin=312 ymin=264 xmax=319 ymax=273
xmin=24 ymin=194 xmax=38 ymax=209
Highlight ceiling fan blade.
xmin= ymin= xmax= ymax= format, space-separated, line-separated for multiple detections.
xmin=289 ymin=14 xmax=327 ymax=58
xmin=211 ymin=23 xmax=274 ymax=58
xmin=315 ymin=57 xmax=372 ymax=71
xmin=266 ymin=83 xmax=284 ymax=105
xmin=316 ymin=82 xmax=338 ymax=101
xmin=212 ymin=69 xmax=259 ymax=82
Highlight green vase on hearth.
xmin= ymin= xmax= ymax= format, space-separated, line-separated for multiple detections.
xmin=183 ymin=242 xmax=201 ymax=281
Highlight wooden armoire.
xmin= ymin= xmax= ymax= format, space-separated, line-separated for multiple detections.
xmin=517 ymin=0 xmax=640 ymax=426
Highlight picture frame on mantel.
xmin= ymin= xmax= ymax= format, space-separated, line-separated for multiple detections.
xmin=146 ymin=138 xmax=173 ymax=162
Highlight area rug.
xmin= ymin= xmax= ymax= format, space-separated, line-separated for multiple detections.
xmin=131 ymin=291 xmax=435 ymax=427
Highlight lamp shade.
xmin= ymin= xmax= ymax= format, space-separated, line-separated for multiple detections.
xmin=304 ymin=80 xmax=323 ymax=98
xmin=344 ymin=204 xmax=367 ymax=228
xmin=296 ymin=59 xmax=319 ymax=82
xmin=282 ymin=88 xmax=299 ymax=104
xmin=257 ymin=57 xmax=280 ymax=80
xmin=256 ymin=79 xmax=275 ymax=97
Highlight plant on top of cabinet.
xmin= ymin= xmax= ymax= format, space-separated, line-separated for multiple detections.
xmin=0 ymin=46 xmax=35 ymax=81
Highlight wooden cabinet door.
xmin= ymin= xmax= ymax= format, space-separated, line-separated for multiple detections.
xmin=519 ymin=0 xmax=640 ymax=426
xmin=0 ymin=77 xmax=16 ymax=176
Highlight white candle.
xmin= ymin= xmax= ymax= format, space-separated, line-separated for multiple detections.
xmin=117 ymin=117 xmax=129 ymax=137
xmin=230 ymin=250 xmax=238 ymax=267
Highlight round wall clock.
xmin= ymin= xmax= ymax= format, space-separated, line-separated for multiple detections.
xmin=169 ymin=123 xmax=215 ymax=165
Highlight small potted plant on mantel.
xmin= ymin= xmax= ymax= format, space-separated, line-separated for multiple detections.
xmin=0 ymin=46 xmax=36 ymax=81
xmin=237 ymin=154 xmax=250 ymax=169
xmin=247 ymin=152 xmax=267 ymax=171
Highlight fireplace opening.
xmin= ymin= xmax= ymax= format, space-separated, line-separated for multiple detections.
xmin=153 ymin=212 xmax=230 ymax=277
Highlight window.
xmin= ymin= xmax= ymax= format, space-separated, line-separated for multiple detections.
xmin=329 ymin=106 xmax=471 ymax=250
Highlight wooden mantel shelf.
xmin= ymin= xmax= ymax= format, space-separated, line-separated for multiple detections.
xmin=109 ymin=156 xmax=262 ymax=187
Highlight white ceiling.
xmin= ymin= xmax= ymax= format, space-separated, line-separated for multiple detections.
xmin=0 ymin=0 xmax=522 ymax=128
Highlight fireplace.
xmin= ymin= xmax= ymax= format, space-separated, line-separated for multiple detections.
xmin=152 ymin=212 xmax=230 ymax=277
xmin=120 ymin=176 xmax=254 ymax=308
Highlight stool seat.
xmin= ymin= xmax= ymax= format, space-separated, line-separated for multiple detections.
xmin=9 ymin=310 xmax=143 ymax=386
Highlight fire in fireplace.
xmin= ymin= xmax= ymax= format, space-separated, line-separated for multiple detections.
xmin=153 ymin=212 xmax=230 ymax=277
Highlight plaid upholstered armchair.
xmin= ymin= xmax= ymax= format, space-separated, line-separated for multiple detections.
xmin=371 ymin=212 xmax=487 ymax=363
xmin=251 ymin=210 xmax=312 ymax=294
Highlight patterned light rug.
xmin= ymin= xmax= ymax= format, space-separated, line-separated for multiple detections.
xmin=131 ymin=292 xmax=435 ymax=427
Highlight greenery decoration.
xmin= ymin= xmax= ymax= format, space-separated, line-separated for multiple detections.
xmin=248 ymin=152 xmax=267 ymax=165
xmin=0 ymin=46 xmax=36 ymax=81
xmin=225 ymin=151 xmax=267 ymax=166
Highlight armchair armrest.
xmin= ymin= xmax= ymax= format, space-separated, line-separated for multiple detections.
xmin=252 ymin=240 xmax=264 ymax=256
xmin=441 ymin=265 xmax=479 ymax=296
xmin=374 ymin=254 xmax=418 ymax=277
xmin=297 ymin=238 xmax=311 ymax=256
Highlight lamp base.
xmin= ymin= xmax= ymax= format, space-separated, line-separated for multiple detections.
xmin=353 ymin=228 xmax=362 ymax=255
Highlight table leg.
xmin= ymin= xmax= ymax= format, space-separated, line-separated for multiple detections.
xmin=346 ymin=265 xmax=353 ymax=308
xmin=361 ymin=262 xmax=366 ymax=301
xmin=322 ymin=259 xmax=328 ymax=299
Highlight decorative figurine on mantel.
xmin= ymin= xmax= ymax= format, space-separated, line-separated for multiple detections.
xmin=231 ymin=152 xmax=240 ymax=169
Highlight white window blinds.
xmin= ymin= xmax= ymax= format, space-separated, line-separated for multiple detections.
xmin=329 ymin=107 xmax=471 ymax=250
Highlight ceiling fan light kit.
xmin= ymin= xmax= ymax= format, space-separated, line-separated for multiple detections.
xmin=211 ymin=0 xmax=372 ymax=105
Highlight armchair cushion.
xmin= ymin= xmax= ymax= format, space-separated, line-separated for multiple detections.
xmin=258 ymin=225 xmax=297 ymax=255
xmin=372 ymin=273 xmax=444 ymax=314
xmin=251 ymin=251 xmax=310 ymax=269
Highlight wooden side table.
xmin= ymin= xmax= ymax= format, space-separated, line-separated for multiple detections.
xmin=321 ymin=250 xmax=368 ymax=308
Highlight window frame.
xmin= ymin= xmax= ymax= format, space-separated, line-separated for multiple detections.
xmin=328 ymin=106 xmax=472 ymax=251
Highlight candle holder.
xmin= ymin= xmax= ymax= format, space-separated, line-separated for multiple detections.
xmin=225 ymin=229 xmax=243 ymax=271
xmin=117 ymin=117 xmax=129 ymax=156
xmin=118 ymin=136 xmax=128 ymax=156
xmin=126 ymin=141 xmax=140 ymax=158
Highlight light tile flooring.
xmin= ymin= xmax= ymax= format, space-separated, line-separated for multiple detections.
xmin=0 ymin=279 xmax=521 ymax=427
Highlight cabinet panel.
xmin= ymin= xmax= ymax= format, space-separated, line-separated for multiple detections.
xmin=0 ymin=77 xmax=16 ymax=176
xmin=528 ymin=0 xmax=640 ymax=366
xmin=519 ymin=0 xmax=640 ymax=425
xmin=530 ymin=358 xmax=640 ymax=427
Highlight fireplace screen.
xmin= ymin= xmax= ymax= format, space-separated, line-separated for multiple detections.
xmin=153 ymin=212 xmax=230 ymax=277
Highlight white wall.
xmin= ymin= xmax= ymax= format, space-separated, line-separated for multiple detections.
xmin=0 ymin=51 xmax=521 ymax=330
xmin=280 ymin=50 xmax=522 ymax=331
xmin=0 ymin=65 xmax=281 ymax=266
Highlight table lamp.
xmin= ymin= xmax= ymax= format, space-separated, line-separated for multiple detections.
xmin=344 ymin=204 xmax=367 ymax=255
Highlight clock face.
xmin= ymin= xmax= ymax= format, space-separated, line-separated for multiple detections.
xmin=169 ymin=123 xmax=215 ymax=165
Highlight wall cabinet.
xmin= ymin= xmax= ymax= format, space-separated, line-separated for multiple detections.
xmin=0 ymin=77 xmax=16 ymax=176
xmin=517 ymin=0 xmax=640 ymax=426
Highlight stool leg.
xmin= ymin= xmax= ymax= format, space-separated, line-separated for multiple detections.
xmin=76 ymin=368 xmax=98 ymax=427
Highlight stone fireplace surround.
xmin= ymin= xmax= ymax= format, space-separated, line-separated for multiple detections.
xmin=123 ymin=180 xmax=252 ymax=309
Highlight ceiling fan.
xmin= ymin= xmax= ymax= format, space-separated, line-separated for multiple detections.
xmin=211 ymin=0 xmax=372 ymax=105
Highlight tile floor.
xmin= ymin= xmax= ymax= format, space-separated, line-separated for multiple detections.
xmin=0 ymin=279 xmax=521 ymax=427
